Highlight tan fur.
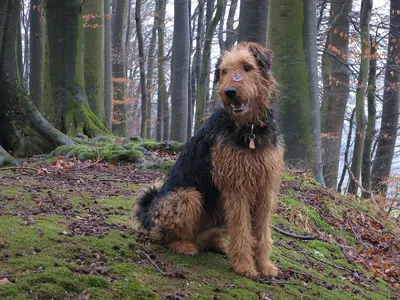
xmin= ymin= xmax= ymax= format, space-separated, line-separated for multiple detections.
xmin=168 ymin=240 xmax=199 ymax=256
xmin=211 ymin=42 xmax=285 ymax=277
xmin=212 ymin=140 xmax=284 ymax=276
xmin=149 ymin=188 xmax=203 ymax=243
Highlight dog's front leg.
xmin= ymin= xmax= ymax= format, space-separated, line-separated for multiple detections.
xmin=253 ymin=191 xmax=278 ymax=276
xmin=222 ymin=192 xmax=257 ymax=277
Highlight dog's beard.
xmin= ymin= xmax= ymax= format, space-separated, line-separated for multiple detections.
xmin=222 ymin=98 xmax=269 ymax=126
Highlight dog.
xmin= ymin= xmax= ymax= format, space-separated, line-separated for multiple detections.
xmin=134 ymin=42 xmax=284 ymax=277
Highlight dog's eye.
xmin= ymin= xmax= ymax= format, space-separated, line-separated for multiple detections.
xmin=243 ymin=65 xmax=252 ymax=72
xmin=222 ymin=69 xmax=228 ymax=75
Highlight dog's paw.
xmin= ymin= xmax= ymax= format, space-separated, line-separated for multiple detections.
xmin=258 ymin=263 xmax=279 ymax=277
xmin=232 ymin=265 xmax=259 ymax=277
xmin=168 ymin=241 xmax=199 ymax=256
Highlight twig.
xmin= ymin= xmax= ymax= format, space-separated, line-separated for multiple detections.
xmin=0 ymin=167 xmax=37 ymax=173
xmin=136 ymin=250 xmax=166 ymax=276
xmin=271 ymin=225 xmax=317 ymax=240
xmin=255 ymin=278 xmax=305 ymax=286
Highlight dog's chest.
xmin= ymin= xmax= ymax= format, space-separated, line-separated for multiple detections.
xmin=210 ymin=141 xmax=283 ymax=192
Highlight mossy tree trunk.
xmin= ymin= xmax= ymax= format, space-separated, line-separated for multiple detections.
xmin=0 ymin=0 xmax=74 ymax=166
xmin=83 ymin=0 xmax=106 ymax=124
xmin=155 ymin=0 xmax=168 ymax=142
xmin=29 ymin=0 xmax=45 ymax=109
xmin=270 ymin=0 xmax=312 ymax=167
xmin=104 ymin=0 xmax=113 ymax=129
xmin=371 ymin=0 xmax=400 ymax=194
xmin=320 ymin=0 xmax=353 ymax=189
xmin=170 ymin=0 xmax=190 ymax=142
xmin=348 ymin=0 xmax=372 ymax=195
xmin=303 ymin=0 xmax=325 ymax=187
xmin=45 ymin=0 xmax=110 ymax=138
xmin=361 ymin=37 xmax=377 ymax=198
xmin=111 ymin=0 xmax=129 ymax=136
xmin=194 ymin=0 xmax=223 ymax=132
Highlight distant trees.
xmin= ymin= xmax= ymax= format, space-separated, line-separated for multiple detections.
xmin=2 ymin=0 xmax=400 ymax=203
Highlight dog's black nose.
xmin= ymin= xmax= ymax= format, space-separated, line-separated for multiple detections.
xmin=224 ymin=87 xmax=237 ymax=98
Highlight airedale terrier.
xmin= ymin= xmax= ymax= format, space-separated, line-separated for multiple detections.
xmin=134 ymin=42 xmax=284 ymax=277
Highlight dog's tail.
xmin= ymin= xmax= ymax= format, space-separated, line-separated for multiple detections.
xmin=133 ymin=181 xmax=163 ymax=229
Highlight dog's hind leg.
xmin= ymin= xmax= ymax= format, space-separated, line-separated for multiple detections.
xmin=150 ymin=188 xmax=203 ymax=255
xmin=196 ymin=227 xmax=227 ymax=254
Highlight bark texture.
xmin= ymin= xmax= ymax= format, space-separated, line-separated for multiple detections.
xmin=170 ymin=0 xmax=190 ymax=142
xmin=361 ymin=37 xmax=377 ymax=198
xmin=0 ymin=0 xmax=74 ymax=166
xmin=194 ymin=0 xmax=223 ymax=131
xmin=348 ymin=0 xmax=372 ymax=195
xmin=270 ymin=0 xmax=312 ymax=167
xmin=238 ymin=0 xmax=269 ymax=46
xmin=29 ymin=0 xmax=44 ymax=108
xmin=104 ymin=0 xmax=113 ymax=129
xmin=303 ymin=0 xmax=325 ymax=187
xmin=45 ymin=0 xmax=110 ymax=137
xmin=320 ymin=0 xmax=353 ymax=189
xmin=155 ymin=0 xmax=168 ymax=141
xmin=111 ymin=0 xmax=129 ymax=136
xmin=84 ymin=0 xmax=106 ymax=123
xmin=371 ymin=0 xmax=400 ymax=193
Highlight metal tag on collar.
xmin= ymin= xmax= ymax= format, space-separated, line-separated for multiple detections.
xmin=249 ymin=124 xmax=255 ymax=149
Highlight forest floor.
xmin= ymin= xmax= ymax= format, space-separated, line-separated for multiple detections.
xmin=0 ymin=148 xmax=399 ymax=299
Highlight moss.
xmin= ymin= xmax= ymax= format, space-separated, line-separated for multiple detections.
xmin=138 ymin=140 xmax=162 ymax=150
xmin=105 ymin=150 xmax=144 ymax=163
xmin=155 ymin=159 xmax=175 ymax=174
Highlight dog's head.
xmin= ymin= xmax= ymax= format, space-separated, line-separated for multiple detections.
xmin=214 ymin=42 xmax=278 ymax=125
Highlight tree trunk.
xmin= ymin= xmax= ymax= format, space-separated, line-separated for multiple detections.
xmin=225 ymin=0 xmax=238 ymax=50
xmin=29 ymin=0 xmax=44 ymax=108
xmin=361 ymin=37 xmax=377 ymax=198
xmin=194 ymin=0 xmax=223 ymax=131
xmin=270 ymin=0 xmax=312 ymax=167
xmin=17 ymin=11 xmax=23 ymax=80
xmin=238 ymin=0 xmax=269 ymax=45
xmin=320 ymin=0 xmax=353 ymax=189
xmin=145 ymin=9 xmax=157 ymax=139
xmin=155 ymin=0 xmax=168 ymax=141
xmin=45 ymin=0 xmax=110 ymax=137
xmin=104 ymin=0 xmax=113 ymax=129
xmin=84 ymin=0 xmax=106 ymax=124
xmin=135 ymin=0 xmax=148 ymax=139
xmin=371 ymin=0 xmax=400 ymax=193
xmin=112 ymin=0 xmax=129 ymax=136
xmin=337 ymin=108 xmax=356 ymax=193
xmin=189 ymin=0 xmax=204 ymax=135
xmin=0 ymin=0 xmax=74 ymax=166
xmin=303 ymin=0 xmax=325 ymax=187
xmin=348 ymin=0 xmax=372 ymax=195
xmin=170 ymin=0 xmax=190 ymax=142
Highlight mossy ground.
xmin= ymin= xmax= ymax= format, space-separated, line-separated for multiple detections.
xmin=0 ymin=161 xmax=397 ymax=299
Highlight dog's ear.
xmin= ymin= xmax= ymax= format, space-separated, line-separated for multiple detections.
xmin=214 ymin=56 xmax=222 ymax=83
xmin=249 ymin=44 xmax=273 ymax=77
